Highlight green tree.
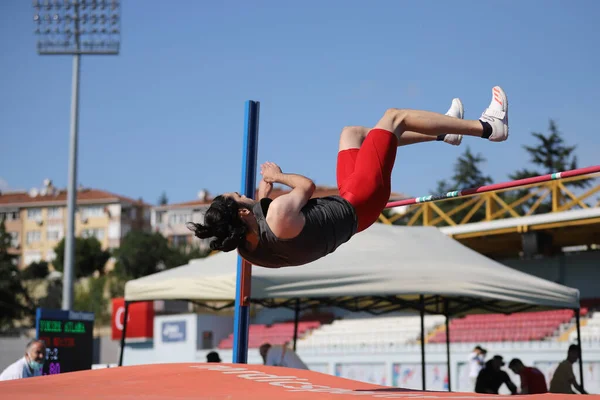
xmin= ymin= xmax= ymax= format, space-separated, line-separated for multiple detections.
xmin=74 ymin=276 xmax=110 ymax=326
xmin=112 ymin=231 xmax=209 ymax=288
xmin=508 ymin=120 xmax=589 ymax=214
xmin=509 ymin=120 xmax=585 ymax=181
xmin=113 ymin=231 xmax=173 ymax=279
xmin=436 ymin=147 xmax=493 ymax=224
xmin=107 ymin=270 xmax=128 ymax=298
xmin=21 ymin=260 xmax=49 ymax=280
xmin=451 ymin=147 xmax=493 ymax=188
xmin=158 ymin=191 xmax=169 ymax=206
xmin=0 ymin=217 xmax=34 ymax=331
xmin=393 ymin=147 xmax=492 ymax=226
xmin=165 ymin=245 xmax=210 ymax=270
xmin=53 ymin=236 xmax=111 ymax=278
xmin=37 ymin=277 xmax=63 ymax=310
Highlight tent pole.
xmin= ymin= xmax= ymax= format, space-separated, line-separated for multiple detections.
xmin=444 ymin=299 xmax=451 ymax=392
xmin=575 ymin=308 xmax=584 ymax=392
xmin=420 ymin=294 xmax=426 ymax=391
xmin=118 ymin=301 xmax=130 ymax=367
xmin=292 ymin=299 xmax=300 ymax=351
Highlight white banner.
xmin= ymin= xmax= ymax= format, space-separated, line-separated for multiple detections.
xmin=334 ymin=363 xmax=387 ymax=386
xmin=392 ymin=363 xmax=449 ymax=391
xmin=306 ymin=363 xmax=329 ymax=375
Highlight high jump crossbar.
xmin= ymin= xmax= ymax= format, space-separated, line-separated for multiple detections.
xmin=385 ymin=165 xmax=600 ymax=209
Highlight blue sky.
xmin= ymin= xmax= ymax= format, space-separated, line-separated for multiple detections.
xmin=1 ymin=0 xmax=599 ymax=205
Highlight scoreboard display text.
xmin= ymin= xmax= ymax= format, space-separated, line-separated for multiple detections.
xmin=36 ymin=308 xmax=95 ymax=376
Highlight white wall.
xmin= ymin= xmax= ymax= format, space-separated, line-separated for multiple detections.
xmin=122 ymin=313 xmax=233 ymax=366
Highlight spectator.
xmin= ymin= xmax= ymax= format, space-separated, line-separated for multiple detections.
xmin=468 ymin=345 xmax=487 ymax=390
xmin=259 ymin=343 xmax=308 ymax=370
xmin=549 ymin=344 xmax=587 ymax=394
xmin=0 ymin=339 xmax=46 ymax=381
xmin=508 ymin=358 xmax=547 ymax=394
xmin=475 ymin=355 xmax=517 ymax=395
xmin=206 ymin=351 xmax=221 ymax=363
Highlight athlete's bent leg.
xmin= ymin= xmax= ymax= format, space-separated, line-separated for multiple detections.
xmin=375 ymin=86 xmax=509 ymax=143
xmin=338 ymin=98 xmax=465 ymax=151
xmin=337 ymin=87 xmax=508 ymax=232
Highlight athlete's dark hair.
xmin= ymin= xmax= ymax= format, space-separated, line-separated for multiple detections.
xmin=186 ymin=195 xmax=248 ymax=252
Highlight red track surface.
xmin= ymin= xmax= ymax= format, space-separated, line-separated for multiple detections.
xmin=1 ymin=363 xmax=597 ymax=399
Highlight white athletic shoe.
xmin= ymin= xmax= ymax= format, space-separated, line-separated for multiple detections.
xmin=443 ymin=98 xmax=464 ymax=146
xmin=480 ymin=86 xmax=509 ymax=142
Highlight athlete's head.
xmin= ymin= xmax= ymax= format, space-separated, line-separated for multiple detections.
xmin=187 ymin=193 xmax=256 ymax=252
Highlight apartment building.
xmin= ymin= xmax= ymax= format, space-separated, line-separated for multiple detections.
xmin=0 ymin=180 xmax=152 ymax=269
xmin=151 ymin=190 xmax=212 ymax=251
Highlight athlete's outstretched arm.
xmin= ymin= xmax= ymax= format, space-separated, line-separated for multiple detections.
xmin=260 ymin=162 xmax=315 ymax=239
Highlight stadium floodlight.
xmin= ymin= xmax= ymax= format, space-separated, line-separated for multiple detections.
xmin=32 ymin=0 xmax=121 ymax=311
xmin=33 ymin=0 xmax=121 ymax=55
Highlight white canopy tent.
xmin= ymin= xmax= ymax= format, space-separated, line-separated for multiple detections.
xmin=120 ymin=224 xmax=583 ymax=391
xmin=125 ymin=224 xmax=579 ymax=313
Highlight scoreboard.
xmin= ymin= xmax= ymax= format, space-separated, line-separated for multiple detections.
xmin=35 ymin=308 xmax=95 ymax=376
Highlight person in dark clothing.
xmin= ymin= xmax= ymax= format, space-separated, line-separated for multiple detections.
xmin=475 ymin=356 xmax=518 ymax=395
xmin=206 ymin=351 xmax=221 ymax=363
xmin=188 ymin=87 xmax=509 ymax=268
xmin=508 ymin=358 xmax=547 ymax=394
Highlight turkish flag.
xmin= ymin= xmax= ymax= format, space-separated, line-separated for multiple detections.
xmin=111 ymin=298 xmax=154 ymax=340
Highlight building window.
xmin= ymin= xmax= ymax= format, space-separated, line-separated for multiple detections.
xmin=171 ymin=235 xmax=189 ymax=247
xmin=9 ymin=232 xmax=19 ymax=248
xmin=169 ymin=213 xmax=191 ymax=225
xmin=27 ymin=208 xmax=42 ymax=220
xmin=47 ymin=207 xmax=62 ymax=219
xmin=121 ymin=224 xmax=131 ymax=238
xmin=81 ymin=206 xmax=104 ymax=219
xmin=155 ymin=211 xmax=166 ymax=224
xmin=81 ymin=228 xmax=105 ymax=241
xmin=26 ymin=231 xmax=41 ymax=244
xmin=108 ymin=222 xmax=120 ymax=239
xmin=0 ymin=211 xmax=19 ymax=221
xmin=46 ymin=225 xmax=63 ymax=242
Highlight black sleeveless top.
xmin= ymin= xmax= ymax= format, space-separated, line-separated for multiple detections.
xmin=238 ymin=196 xmax=358 ymax=268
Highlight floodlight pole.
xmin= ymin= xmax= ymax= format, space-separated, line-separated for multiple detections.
xmin=63 ymin=37 xmax=81 ymax=311
xmin=32 ymin=0 xmax=121 ymax=310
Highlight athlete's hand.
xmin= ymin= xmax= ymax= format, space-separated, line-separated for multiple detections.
xmin=260 ymin=162 xmax=282 ymax=183
xmin=258 ymin=178 xmax=273 ymax=199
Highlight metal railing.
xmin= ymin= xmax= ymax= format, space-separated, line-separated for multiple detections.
xmin=380 ymin=166 xmax=600 ymax=227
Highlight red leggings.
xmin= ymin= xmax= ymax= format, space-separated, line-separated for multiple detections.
xmin=337 ymin=129 xmax=398 ymax=232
